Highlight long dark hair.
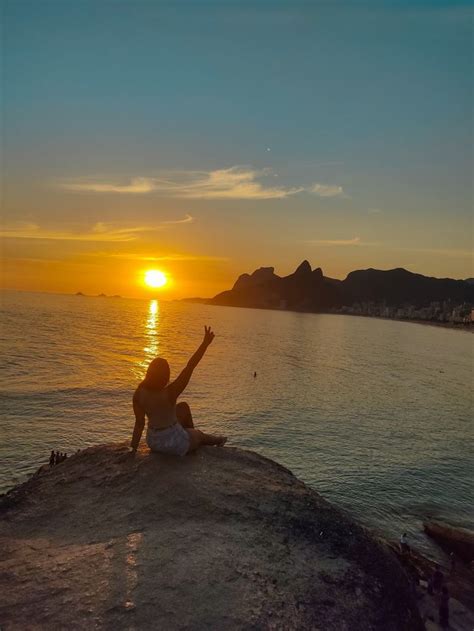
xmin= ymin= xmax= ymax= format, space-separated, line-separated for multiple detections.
xmin=141 ymin=357 xmax=170 ymax=391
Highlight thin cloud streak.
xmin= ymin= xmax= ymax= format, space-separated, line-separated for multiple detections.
xmin=62 ymin=177 xmax=156 ymax=194
xmin=307 ymin=238 xmax=472 ymax=259
xmin=0 ymin=223 xmax=145 ymax=242
xmin=307 ymin=183 xmax=346 ymax=198
xmin=0 ymin=217 xmax=193 ymax=243
xmin=162 ymin=214 xmax=194 ymax=224
xmin=59 ymin=167 xmax=345 ymax=200
xmin=308 ymin=237 xmax=363 ymax=246
xmin=103 ymin=252 xmax=228 ymax=262
xmin=399 ymin=246 xmax=473 ymax=260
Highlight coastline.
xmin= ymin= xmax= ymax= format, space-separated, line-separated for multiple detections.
xmin=329 ymin=312 xmax=474 ymax=332
xmin=187 ymin=298 xmax=473 ymax=332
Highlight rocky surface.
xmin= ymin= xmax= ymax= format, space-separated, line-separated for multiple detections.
xmin=0 ymin=444 xmax=423 ymax=630
xmin=388 ymin=542 xmax=474 ymax=630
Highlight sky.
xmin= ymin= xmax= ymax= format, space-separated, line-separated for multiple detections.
xmin=1 ymin=0 xmax=472 ymax=298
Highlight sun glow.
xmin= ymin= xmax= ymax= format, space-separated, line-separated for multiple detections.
xmin=144 ymin=269 xmax=167 ymax=289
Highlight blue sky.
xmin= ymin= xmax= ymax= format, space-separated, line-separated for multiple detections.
xmin=2 ymin=0 xmax=472 ymax=296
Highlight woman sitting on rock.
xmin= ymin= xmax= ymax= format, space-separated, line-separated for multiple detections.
xmin=131 ymin=326 xmax=227 ymax=456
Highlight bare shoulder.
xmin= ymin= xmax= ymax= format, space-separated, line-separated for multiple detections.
xmin=133 ymin=384 xmax=144 ymax=404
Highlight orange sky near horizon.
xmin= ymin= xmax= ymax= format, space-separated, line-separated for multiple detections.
xmin=0 ymin=245 xmax=235 ymax=299
xmin=2 ymin=225 xmax=473 ymax=300
xmin=1 ymin=195 xmax=473 ymax=300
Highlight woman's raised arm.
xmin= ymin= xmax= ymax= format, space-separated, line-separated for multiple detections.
xmin=167 ymin=326 xmax=215 ymax=402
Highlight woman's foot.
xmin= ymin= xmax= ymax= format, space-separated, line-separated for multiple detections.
xmin=203 ymin=432 xmax=227 ymax=447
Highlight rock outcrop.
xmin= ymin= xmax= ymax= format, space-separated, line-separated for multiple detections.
xmin=0 ymin=444 xmax=423 ymax=630
xmin=424 ymin=521 xmax=474 ymax=564
xmin=233 ymin=266 xmax=278 ymax=291
xmin=211 ymin=261 xmax=343 ymax=311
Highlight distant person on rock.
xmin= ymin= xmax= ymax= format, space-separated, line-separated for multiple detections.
xmin=131 ymin=326 xmax=227 ymax=456
xmin=449 ymin=552 xmax=456 ymax=574
xmin=427 ymin=574 xmax=433 ymax=595
xmin=432 ymin=568 xmax=444 ymax=593
xmin=400 ymin=532 xmax=410 ymax=555
xmin=49 ymin=450 xmax=55 ymax=466
xmin=438 ymin=585 xmax=449 ymax=628
xmin=55 ymin=450 xmax=60 ymax=464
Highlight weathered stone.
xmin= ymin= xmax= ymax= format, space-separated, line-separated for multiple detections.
xmin=1 ymin=444 xmax=423 ymax=630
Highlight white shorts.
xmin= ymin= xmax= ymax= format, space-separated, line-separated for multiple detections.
xmin=146 ymin=423 xmax=190 ymax=457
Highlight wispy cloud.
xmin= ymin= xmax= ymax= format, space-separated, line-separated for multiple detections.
xmin=399 ymin=246 xmax=473 ymax=260
xmin=62 ymin=177 xmax=156 ymax=194
xmin=0 ymin=224 xmax=146 ymax=242
xmin=308 ymin=237 xmax=363 ymax=246
xmin=306 ymin=239 xmax=473 ymax=258
xmin=307 ymin=183 xmax=346 ymax=198
xmin=103 ymin=252 xmax=228 ymax=262
xmin=59 ymin=168 xmax=302 ymax=200
xmin=368 ymin=208 xmax=383 ymax=214
xmin=162 ymin=213 xmax=194 ymax=224
xmin=58 ymin=167 xmax=345 ymax=200
xmin=0 ymin=216 xmax=193 ymax=242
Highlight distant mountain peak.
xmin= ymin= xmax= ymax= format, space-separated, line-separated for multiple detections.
xmin=232 ymin=266 xmax=277 ymax=291
xmin=294 ymin=260 xmax=312 ymax=275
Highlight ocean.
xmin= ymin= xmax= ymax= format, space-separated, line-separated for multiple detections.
xmin=1 ymin=290 xmax=472 ymax=560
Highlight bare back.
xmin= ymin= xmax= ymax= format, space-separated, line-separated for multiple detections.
xmin=137 ymin=386 xmax=177 ymax=429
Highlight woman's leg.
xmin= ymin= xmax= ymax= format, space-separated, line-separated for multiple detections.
xmin=186 ymin=428 xmax=227 ymax=452
xmin=177 ymin=403 xmax=227 ymax=452
xmin=176 ymin=401 xmax=194 ymax=428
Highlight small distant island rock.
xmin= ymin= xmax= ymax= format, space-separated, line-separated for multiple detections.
xmin=74 ymin=292 xmax=122 ymax=298
xmin=0 ymin=444 xmax=422 ymax=630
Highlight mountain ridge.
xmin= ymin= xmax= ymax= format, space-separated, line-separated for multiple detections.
xmin=205 ymin=262 xmax=474 ymax=313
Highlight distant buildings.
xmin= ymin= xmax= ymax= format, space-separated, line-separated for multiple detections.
xmin=331 ymin=300 xmax=473 ymax=326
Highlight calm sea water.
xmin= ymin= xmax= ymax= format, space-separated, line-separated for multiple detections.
xmin=1 ymin=290 xmax=472 ymax=559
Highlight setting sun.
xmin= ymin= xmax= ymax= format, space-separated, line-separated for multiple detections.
xmin=144 ymin=270 xmax=168 ymax=289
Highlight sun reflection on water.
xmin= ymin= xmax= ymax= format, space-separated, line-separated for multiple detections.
xmin=137 ymin=300 xmax=160 ymax=376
